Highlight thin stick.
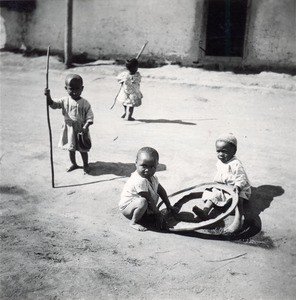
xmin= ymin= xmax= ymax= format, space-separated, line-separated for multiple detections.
xmin=46 ymin=46 xmax=55 ymax=188
xmin=136 ymin=41 xmax=148 ymax=59
xmin=206 ymin=253 xmax=247 ymax=262
xmin=110 ymin=41 xmax=148 ymax=110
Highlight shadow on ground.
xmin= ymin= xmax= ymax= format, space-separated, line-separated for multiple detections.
xmin=154 ymin=184 xmax=284 ymax=248
xmin=137 ymin=119 xmax=196 ymax=125
xmin=88 ymin=161 xmax=166 ymax=177
xmin=54 ymin=162 xmax=166 ymax=188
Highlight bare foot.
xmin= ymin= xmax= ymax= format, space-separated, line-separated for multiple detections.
xmin=223 ymin=218 xmax=243 ymax=235
xmin=67 ymin=164 xmax=79 ymax=172
xmin=130 ymin=222 xmax=147 ymax=231
xmin=192 ymin=205 xmax=208 ymax=221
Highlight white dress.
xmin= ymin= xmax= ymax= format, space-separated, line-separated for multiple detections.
xmin=119 ymin=171 xmax=159 ymax=211
xmin=202 ymin=156 xmax=251 ymax=206
xmin=117 ymin=71 xmax=143 ymax=107
xmin=50 ymin=96 xmax=94 ymax=152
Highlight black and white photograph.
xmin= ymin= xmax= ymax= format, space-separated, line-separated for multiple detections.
xmin=1 ymin=0 xmax=295 ymax=299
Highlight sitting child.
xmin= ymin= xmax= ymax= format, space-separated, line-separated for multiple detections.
xmin=119 ymin=147 xmax=176 ymax=231
xmin=193 ymin=133 xmax=251 ymax=233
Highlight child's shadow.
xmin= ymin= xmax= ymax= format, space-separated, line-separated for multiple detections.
xmin=238 ymin=185 xmax=285 ymax=239
xmin=88 ymin=161 xmax=166 ymax=177
xmin=165 ymin=185 xmax=284 ymax=243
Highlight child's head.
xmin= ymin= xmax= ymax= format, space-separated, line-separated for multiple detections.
xmin=126 ymin=58 xmax=139 ymax=75
xmin=135 ymin=147 xmax=159 ymax=179
xmin=65 ymin=74 xmax=84 ymax=100
xmin=215 ymin=133 xmax=237 ymax=163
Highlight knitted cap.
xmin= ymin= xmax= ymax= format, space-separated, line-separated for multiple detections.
xmin=216 ymin=133 xmax=237 ymax=147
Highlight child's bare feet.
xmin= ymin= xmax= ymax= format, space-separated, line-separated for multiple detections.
xmin=67 ymin=164 xmax=79 ymax=172
xmin=130 ymin=222 xmax=147 ymax=231
xmin=192 ymin=205 xmax=209 ymax=221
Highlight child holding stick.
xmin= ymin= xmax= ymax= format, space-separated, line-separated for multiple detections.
xmin=117 ymin=58 xmax=143 ymax=121
xmin=119 ymin=147 xmax=177 ymax=231
xmin=193 ymin=133 xmax=251 ymax=233
xmin=44 ymin=74 xmax=94 ymax=174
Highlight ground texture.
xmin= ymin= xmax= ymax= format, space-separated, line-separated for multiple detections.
xmin=1 ymin=52 xmax=296 ymax=299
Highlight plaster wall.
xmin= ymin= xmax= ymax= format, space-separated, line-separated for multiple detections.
xmin=22 ymin=0 xmax=203 ymax=62
xmin=244 ymin=0 xmax=296 ymax=68
xmin=0 ymin=9 xmax=24 ymax=49
xmin=1 ymin=0 xmax=295 ymax=69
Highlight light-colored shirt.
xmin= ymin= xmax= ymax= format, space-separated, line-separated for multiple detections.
xmin=119 ymin=171 xmax=159 ymax=211
xmin=214 ymin=156 xmax=251 ymax=200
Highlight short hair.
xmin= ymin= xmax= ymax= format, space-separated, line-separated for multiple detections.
xmin=125 ymin=58 xmax=138 ymax=70
xmin=65 ymin=74 xmax=83 ymax=86
xmin=136 ymin=147 xmax=159 ymax=162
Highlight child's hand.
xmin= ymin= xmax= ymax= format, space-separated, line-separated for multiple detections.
xmin=167 ymin=205 xmax=179 ymax=214
xmin=81 ymin=127 xmax=87 ymax=135
xmin=44 ymin=88 xmax=53 ymax=105
xmin=233 ymin=185 xmax=241 ymax=194
xmin=44 ymin=88 xmax=50 ymax=96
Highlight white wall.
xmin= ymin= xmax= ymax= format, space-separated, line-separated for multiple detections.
xmin=1 ymin=0 xmax=295 ymax=69
xmin=244 ymin=0 xmax=296 ymax=68
xmin=23 ymin=0 xmax=202 ymax=62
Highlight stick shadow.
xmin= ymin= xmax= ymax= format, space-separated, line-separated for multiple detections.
xmin=88 ymin=161 xmax=166 ymax=177
xmin=137 ymin=119 xmax=196 ymax=125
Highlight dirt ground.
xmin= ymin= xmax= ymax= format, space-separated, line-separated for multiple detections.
xmin=1 ymin=52 xmax=296 ymax=300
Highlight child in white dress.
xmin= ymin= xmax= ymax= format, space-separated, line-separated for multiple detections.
xmin=119 ymin=147 xmax=176 ymax=231
xmin=117 ymin=58 xmax=142 ymax=121
xmin=45 ymin=74 xmax=94 ymax=174
xmin=193 ymin=133 xmax=251 ymax=233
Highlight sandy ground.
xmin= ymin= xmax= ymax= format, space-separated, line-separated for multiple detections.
xmin=1 ymin=52 xmax=296 ymax=300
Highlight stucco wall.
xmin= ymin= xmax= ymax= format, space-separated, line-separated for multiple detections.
xmin=1 ymin=0 xmax=295 ymax=69
xmin=244 ymin=0 xmax=296 ymax=68
xmin=21 ymin=0 xmax=202 ymax=62
xmin=1 ymin=9 xmax=24 ymax=49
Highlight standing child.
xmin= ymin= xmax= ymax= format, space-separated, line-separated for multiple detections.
xmin=117 ymin=58 xmax=142 ymax=121
xmin=44 ymin=74 xmax=94 ymax=174
xmin=119 ymin=147 xmax=177 ymax=231
xmin=193 ymin=133 xmax=251 ymax=233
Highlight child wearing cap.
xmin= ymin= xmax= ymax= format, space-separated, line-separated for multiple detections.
xmin=44 ymin=74 xmax=94 ymax=174
xmin=117 ymin=58 xmax=143 ymax=121
xmin=119 ymin=147 xmax=177 ymax=231
xmin=193 ymin=133 xmax=251 ymax=233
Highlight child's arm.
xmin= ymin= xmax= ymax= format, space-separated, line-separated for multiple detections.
xmin=138 ymin=191 xmax=160 ymax=215
xmin=157 ymin=184 xmax=178 ymax=213
xmin=81 ymin=103 xmax=94 ymax=134
xmin=234 ymin=163 xmax=248 ymax=193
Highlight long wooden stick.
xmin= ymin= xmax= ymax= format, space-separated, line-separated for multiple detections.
xmin=110 ymin=41 xmax=148 ymax=110
xmin=136 ymin=41 xmax=148 ymax=59
xmin=46 ymin=46 xmax=55 ymax=188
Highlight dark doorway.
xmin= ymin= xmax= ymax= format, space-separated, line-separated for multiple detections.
xmin=205 ymin=0 xmax=248 ymax=57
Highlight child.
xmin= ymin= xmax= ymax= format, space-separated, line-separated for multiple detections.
xmin=44 ymin=74 xmax=94 ymax=174
xmin=117 ymin=58 xmax=142 ymax=121
xmin=193 ymin=133 xmax=251 ymax=233
xmin=119 ymin=147 xmax=177 ymax=231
